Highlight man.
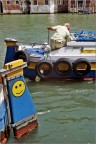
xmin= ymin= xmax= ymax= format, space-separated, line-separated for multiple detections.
xmin=47 ymin=23 xmax=71 ymax=50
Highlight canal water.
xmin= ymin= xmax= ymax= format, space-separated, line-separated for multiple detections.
xmin=0 ymin=14 xmax=96 ymax=144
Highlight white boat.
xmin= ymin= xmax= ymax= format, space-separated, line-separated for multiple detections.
xmin=4 ymin=31 xmax=96 ymax=81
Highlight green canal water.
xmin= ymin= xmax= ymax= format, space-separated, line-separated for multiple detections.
xmin=0 ymin=14 xmax=96 ymax=144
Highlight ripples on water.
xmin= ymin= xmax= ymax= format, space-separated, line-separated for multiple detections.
xmin=0 ymin=14 xmax=96 ymax=144
xmin=23 ymin=80 xmax=96 ymax=144
xmin=5 ymin=79 xmax=96 ymax=144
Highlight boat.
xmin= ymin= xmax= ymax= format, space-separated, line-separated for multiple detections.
xmin=4 ymin=31 xmax=96 ymax=81
xmin=78 ymin=9 xmax=91 ymax=14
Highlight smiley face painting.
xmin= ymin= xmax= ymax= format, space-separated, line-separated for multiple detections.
xmin=12 ymin=80 xmax=26 ymax=97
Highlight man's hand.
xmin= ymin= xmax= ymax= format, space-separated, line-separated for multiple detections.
xmin=47 ymin=26 xmax=52 ymax=30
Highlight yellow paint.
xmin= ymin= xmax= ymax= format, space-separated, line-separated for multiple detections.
xmin=28 ymin=61 xmax=96 ymax=71
xmin=4 ymin=60 xmax=24 ymax=77
xmin=5 ymin=41 xmax=17 ymax=46
xmin=28 ymin=62 xmax=37 ymax=69
xmin=37 ymin=63 xmax=50 ymax=71
xmin=12 ymin=80 xmax=25 ymax=97
xmin=6 ymin=69 xmax=23 ymax=77
xmin=57 ymin=63 xmax=69 ymax=71
xmin=90 ymin=62 xmax=96 ymax=70
xmin=4 ymin=60 xmax=24 ymax=70
xmin=81 ymin=49 xmax=96 ymax=53
xmin=76 ymin=64 xmax=87 ymax=70
xmin=76 ymin=62 xmax=96 ymax=70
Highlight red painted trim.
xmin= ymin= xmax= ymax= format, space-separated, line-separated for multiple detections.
xmin=0 ymin=131 xmax=7 ymax=144
xmin=13 ymin=120 xmax=38 ymax=138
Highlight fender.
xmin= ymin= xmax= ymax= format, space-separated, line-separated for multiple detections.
xmin=54 ymin=58 xmax=72 ymax=76
xmin=35 ymin=60 xmax=53 ymax=78
xmin=73 ymin=58 xmax=91 ymax=76
xmin=14 ymin=50 xmax=30 ymax=65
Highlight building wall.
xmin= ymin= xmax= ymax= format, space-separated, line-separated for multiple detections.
xmin=22 ymin=0 xmax=58 ymax=14
xmin=68 ymin=0 xmax=96 ymax=13
xmin=0 ymin=0 xmax=96 ymax=14
xmin=30 ymin=0 xmax=52 ymax=13
xmin=2 ymin=0 xmax=20 ymax=13
xmin=21 ymin=0 xmax=67 ymax=14
xmin=0 ymin=0 xmax=67 ymax=14
xmin=90 ymin=0 xmax=96 ymax=13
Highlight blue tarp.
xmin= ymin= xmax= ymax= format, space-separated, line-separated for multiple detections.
xmin=25 ymin=48 xmax=44 ymax=56
xmin=0 ymin=100 xmax=7 ymax=131
xmin=74 ymin=31 xmax=96 ymax=41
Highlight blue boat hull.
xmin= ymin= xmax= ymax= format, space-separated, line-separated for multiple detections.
xmin=24 ymin=67 xmax=95 ymax=80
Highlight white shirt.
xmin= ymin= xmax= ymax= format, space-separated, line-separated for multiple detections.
xmin=51 ymin=25 xmax=70 ymax=42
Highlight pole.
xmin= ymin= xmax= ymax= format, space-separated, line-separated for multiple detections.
xmin=3 ymin=77 xmax=11 ymax=129
xmin=48 ymin=30 xmax=50 ymax=45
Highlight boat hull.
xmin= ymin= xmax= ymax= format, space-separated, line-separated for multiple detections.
xmin=4 ymin=38 xmax=96 ymax=81
xmin=24 ymin=67 xmax=95 ymax=81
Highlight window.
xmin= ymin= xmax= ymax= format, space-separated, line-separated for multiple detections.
xmin=86 ymin=0 xmax=90 ymax=7
xmin=38 ymin=0 xmax=44 ymax=5
xmin=34 ymin=0 xmax=37 ymax=5
xmin=45 ymin=0 xmax=48 ymax=5
xmin=16 ymin=0 xmax=19 ymax=4
xmin=57 ymin=0 xmax=60 ymax=5
xmin=78 ymin=1 xmax=83 ymax=8
xmin=7 ymin=0 xmax=10 ymax=4
xmin=71 ymin=1 xmax=75 ymax=8
xmin=62 ymin=0 xmax=65 ymax=5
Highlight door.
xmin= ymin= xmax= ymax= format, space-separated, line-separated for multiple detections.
xmin=0 ymin=1 xmax=3 ymax=13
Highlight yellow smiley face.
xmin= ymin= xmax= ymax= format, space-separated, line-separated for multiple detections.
xmin=12 ymin=80 xmax=25 ymax=97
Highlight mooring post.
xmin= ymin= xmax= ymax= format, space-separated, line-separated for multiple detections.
xmin=4 ymin=38 xmax=18 ymax=64
xmin=0 ymin=59 xmax=38 ymax=139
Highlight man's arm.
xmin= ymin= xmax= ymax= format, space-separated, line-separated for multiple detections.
xmin=47 ymin=26 xmax=56 ymax=31
xmin=65 ymin=30 xmax=71 ymax=41
xmin=65 ymin=35 xmax=71 ymax=42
